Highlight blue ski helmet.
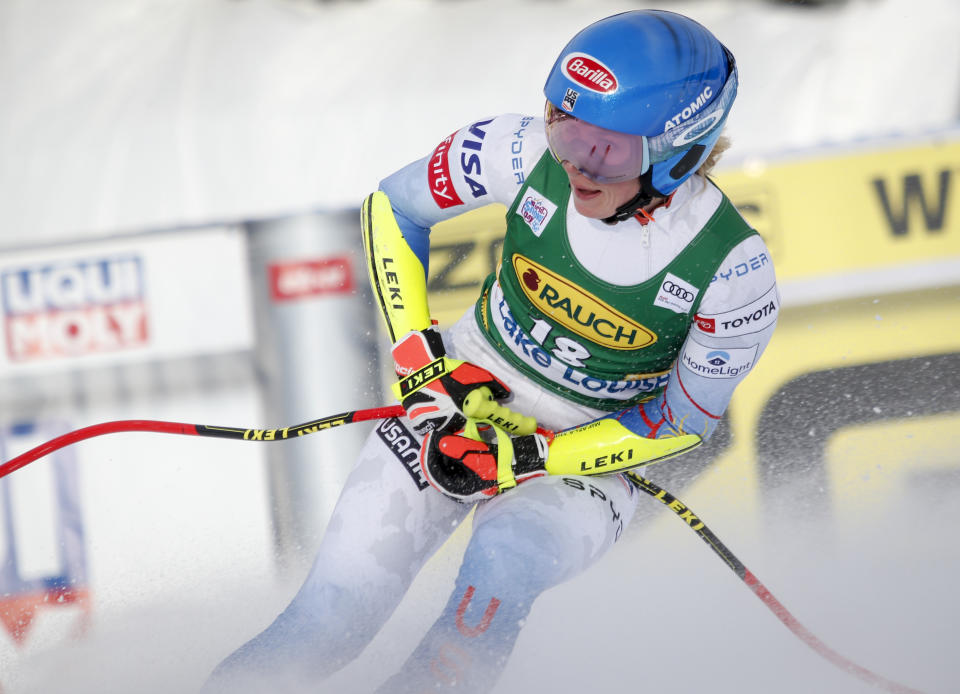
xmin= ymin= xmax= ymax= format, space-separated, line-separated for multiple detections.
xmin=543 ymin=10 xmax=738 ymax=197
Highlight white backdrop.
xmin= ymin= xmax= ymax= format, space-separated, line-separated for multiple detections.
xmin=0 ymin=1 xmax=958 ymax=693
xmin=0 ymin=0 xmax=957 ymax=245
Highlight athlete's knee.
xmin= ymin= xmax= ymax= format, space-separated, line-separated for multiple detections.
xmin=211 ymin=581 xmax=380 ymax=684
xmin=461 ymin=508 xmax=573 ymax=595
xmin=284 ymin=581 xmax=385 ymax=657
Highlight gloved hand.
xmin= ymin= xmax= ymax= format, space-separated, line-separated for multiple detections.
xmin=421 ymin=415 xmax=704 ymax=503
xmin=420 ymin=424 xmax=550 ymax=503
xmin=391 ymin=327 xmax=536 ymax=436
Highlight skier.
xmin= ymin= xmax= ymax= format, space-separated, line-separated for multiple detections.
xmin=205 ymin=10 xmax=778 ymax=693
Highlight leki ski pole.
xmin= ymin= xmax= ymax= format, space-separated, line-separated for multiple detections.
xmin=0 ymin=409 xmax=928 ymax=693
xmin=0 ymin=405 xmax=405 ymax=481
xmin=625 ymin=471 xmax=925 ymax=694
xmin=0 ymin=386 xmax=537 ymax=482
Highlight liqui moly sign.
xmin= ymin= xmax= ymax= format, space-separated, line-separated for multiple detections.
xmin=561 ymin=53 xmax=618 ymax=94
xmin=2 ymin=256 xmax=149 ymax=362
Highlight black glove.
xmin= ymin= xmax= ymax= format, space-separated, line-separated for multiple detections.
xmin=420 ymin=426 xmax=549 ymax=503
xmin=391 ymin=327 xmax=535 ymax=436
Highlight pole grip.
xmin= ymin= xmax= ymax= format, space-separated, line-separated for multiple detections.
xmin=461 ymin=387 xmax=537 ymax=435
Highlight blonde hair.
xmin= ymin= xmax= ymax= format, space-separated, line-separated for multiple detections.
xmin=697 ymin=133 xmax=730 ymax=178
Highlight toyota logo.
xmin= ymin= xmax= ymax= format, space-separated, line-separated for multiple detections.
xmin=662 ymin=281 xmax=695 ymax=302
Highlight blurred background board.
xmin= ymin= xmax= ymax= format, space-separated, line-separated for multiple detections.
xmin=0 ymin=1 xmax=957 ymax=693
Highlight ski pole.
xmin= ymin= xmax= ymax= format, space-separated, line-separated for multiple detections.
xmin=626 ymin=471 xmax=925 ymax=694
xmin=0 ymin=386 xmax=537 ymax=481
xmin=0 ymin=405 xmax=405 ymax=481
xmin=0 ymin=409 xmax=929 ymax=693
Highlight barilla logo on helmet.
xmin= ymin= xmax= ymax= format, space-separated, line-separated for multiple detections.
xmin=561 ymin=53 xmax=618 ymax=94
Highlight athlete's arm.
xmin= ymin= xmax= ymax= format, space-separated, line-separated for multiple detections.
xmin=601 ymin=233 xmax=779 ymax=443
xmin=531 ymin=233 xmax=779 ymax=478
xmin=364 ymin=114 xmax=544 ymax=335
xmin=377 ymin=114 xmax=546 ymax=271
xmin=420 ymin=233 xmax=779 ymax=494
xmin=363 ymin=115 xmax=546 ymax=435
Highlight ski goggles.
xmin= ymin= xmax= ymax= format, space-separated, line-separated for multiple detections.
xmin=545 ymin=55 xmax=739 ymax=184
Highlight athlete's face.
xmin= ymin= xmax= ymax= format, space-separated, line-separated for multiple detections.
xmin=561 ymin=161 xmax=641 ymax=219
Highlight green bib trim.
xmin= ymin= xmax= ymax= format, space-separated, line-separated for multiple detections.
xmin=475 ymin=153 xmax=756 ymax=410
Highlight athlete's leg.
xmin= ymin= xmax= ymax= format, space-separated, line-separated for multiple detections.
xmin=204 ymin=417 xmax=471 ymax=692
xmin=375 ymin=472 xmax=638 ymax=694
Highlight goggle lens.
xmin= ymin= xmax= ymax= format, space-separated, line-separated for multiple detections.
xmin=544 ymin=103 xmax=648 ymax=183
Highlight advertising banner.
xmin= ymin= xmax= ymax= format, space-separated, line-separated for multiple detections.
xmin=0 ymin=227 xmax=254 ymax=377
xmin=420 ymin=132 xmax=960 ymax=530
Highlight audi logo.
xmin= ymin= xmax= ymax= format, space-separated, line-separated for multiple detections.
xmin=662 ymin=281 xmax=695 ymax=302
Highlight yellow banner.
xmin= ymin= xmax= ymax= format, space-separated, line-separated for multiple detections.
xmin=423 ymin=133 xmax=960 ymax=528
xmin=427 ymin=133 xmax=960 ymax=324
xmin=714 ymin=136 xmax=960 ymax=281
xmin=427 ymin=204 xmax=506 ymax=328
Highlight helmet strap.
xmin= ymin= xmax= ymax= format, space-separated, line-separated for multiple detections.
xmin=601 ymin=171 xmax=667 ymax=225
xmin=601 ymin=188 xmax=653 ymax=225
